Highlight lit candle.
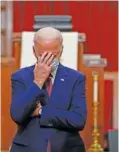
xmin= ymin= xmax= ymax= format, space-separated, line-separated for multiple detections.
xmin=93 ymin=75 xmax=98 ymax=103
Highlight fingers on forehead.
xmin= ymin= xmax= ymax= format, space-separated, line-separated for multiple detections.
xmin=47 ymin=55 xmax=55 ymax=65
xmin=40 ymin=52 xmax=48 ymax=62
xmin=39 ymin=51 xmax=58 ymax=56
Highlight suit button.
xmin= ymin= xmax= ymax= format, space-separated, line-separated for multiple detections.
xmin=48 ymin=123 xmax=53 ymax=127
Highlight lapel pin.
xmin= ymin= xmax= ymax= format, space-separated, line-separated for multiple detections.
xmin=60 ymin=78 xmax=64 ymax=81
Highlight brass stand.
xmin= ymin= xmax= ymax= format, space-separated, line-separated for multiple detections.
xmin=88 ymin=74 xmax=104 ymax=152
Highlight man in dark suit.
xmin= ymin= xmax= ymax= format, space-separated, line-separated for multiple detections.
xmin=10 ymin=27 xmax=87 ymax=152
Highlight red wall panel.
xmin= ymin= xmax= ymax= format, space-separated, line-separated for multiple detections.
xmin=13 ymin=1 xmax=118 ymax=71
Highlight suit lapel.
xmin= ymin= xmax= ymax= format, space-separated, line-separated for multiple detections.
xmin=49 ymin=63 xmax=67 ymax=104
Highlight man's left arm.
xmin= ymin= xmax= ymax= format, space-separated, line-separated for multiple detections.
xmin=40 ymin=75 xmax=87 ymax=131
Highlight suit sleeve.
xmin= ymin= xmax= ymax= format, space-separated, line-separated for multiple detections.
xmin=40 ymin=75 xmax=87 ymax=131
xmin=10 ymin=73 xmax=46 ymax=125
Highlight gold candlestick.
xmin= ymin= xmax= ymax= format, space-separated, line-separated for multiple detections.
xmin=88 ymin=73 xmax=103 ymax=152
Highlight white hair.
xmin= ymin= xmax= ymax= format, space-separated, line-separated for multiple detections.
xmin=34 ymin=27 xmax=63 ymax=43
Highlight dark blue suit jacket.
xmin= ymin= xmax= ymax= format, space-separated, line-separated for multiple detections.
xmin=10 ymin=64 xmax=87 ymax=152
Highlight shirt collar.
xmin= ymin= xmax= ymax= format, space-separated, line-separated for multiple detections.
xmin=51 ymin=62 xmax=59 ymax=79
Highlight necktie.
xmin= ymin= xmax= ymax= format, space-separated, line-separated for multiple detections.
xmin=46 ymin=76 xmax=53 ymax=96
xmin=46 ymin=76 xmax=53 ymax=152
xmin=47 ymin=140 xmax=51 ymax=152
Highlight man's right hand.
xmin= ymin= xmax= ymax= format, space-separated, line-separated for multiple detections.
xmin=31 ymin=103 xmax=42 ymax=117
xmin=33 ymin=52 xmax=54 ymax=88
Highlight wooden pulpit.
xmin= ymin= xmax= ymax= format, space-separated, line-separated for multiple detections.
xmin=80 ymin=60 xmax=107 ymax=150
xmin=1 ymin=57 xmax=17 ymax=151
xmin=77 ymin=34 xmax=107 ymax=150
